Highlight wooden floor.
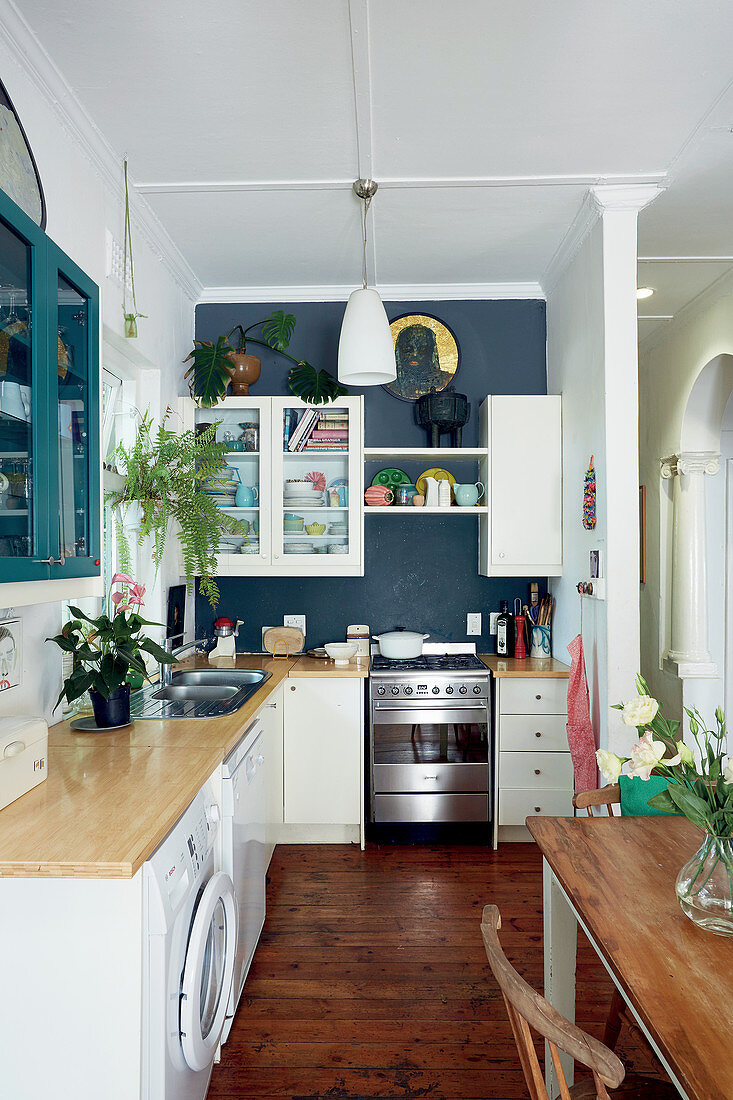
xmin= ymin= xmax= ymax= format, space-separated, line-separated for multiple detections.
xmin=208 ymin=842 xmax=664 ymax=1099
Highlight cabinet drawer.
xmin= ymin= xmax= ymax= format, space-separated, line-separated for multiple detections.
xmin=374 ymin=792 xmax=488 ymax=824
xmin=499 ymin=678 xmax=567 ymax=715
xmin=500 ymin=751 xmax=573 ymax=789
xmin=498 ymin=788 xmax=573 ymax=825
xmin=499 ymin=713 xmax=568 ymax=752
xmin=373 ymin=763 xmax=489 ymax=794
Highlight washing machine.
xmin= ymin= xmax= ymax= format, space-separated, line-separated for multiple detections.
xmin=143 ymin=783 xmax=237 ymax=1100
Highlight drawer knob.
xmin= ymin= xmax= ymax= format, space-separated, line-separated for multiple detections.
xmin=535 ymin=694 xmax=542 ymax=700
xmin=534 ymin=769 xmax=541 ymax=775
xmin=290 ymin=685 xmax=296 ymax=691
xmin=535 ymin=806 xmax=541 ymax=813
xmin=535 ymin=732 xmax=542 ymax=738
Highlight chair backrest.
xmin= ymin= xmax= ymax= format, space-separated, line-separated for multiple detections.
xmin=481 ymin=904 xmax=624 ymax=1100
xmin=573 ymin=782 xmax=621 ymax=817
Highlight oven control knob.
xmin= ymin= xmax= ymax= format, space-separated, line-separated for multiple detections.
xmin=445 ymin=685 xmax=454 ymax=694
xmin=377 ymin=686 xmax=385 ymax=696
xmin=391 ymin=686 xmax=399 ymax=695
xmin=473 ymin=685 xmax=482 ymax=694
xmin=404 ymin=686 xmax=413 ymax=695
xmin=459 ymin=685 xmax=468 ymax=694
xmin=432 ymin=686 xmax=440 ymax=694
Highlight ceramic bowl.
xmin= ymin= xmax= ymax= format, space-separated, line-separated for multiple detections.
xmin=324 ymin=642 xmax=359 ymax=666
xmin=305 ymin=522 xmax=326 ymax=535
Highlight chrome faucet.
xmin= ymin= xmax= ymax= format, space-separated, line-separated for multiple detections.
xmin=160 ymin=637 xmax=209 ymax=687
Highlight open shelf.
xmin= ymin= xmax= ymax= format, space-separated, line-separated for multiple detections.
xmin=365 ymin=506 xmax=488 ymax=515
xmin=364 ymin=447 xmax=487 ymax=462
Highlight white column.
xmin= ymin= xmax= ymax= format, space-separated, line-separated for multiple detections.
xmin=661 ymin=451 xmax=719 ymax=676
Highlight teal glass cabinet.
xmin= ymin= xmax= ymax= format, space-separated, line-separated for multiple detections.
xmin=0 ymin=188 xmax=100 ymax=583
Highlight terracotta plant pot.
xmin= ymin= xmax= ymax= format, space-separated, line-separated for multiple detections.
xmin=226 ymin=353 xmax=261 ymax=396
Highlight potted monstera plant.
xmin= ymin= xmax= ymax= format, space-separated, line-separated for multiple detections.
xmin=184 ymin=309 xmax=347 ymax=407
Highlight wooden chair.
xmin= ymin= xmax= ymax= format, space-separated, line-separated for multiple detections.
xmin=481 ymin=905 xmax=677 ymax=1099
xmin=573 ymin=783 xmax=620 ymax=817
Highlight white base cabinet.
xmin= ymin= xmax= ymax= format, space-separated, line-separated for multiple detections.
xmin=259 ymin=682 xmax=283 ymax=868
xmin=492 ymin=676 xmax=572 ymax=847
xmin=283 ymin=677 xmax=364 ymax=847
xmin=479 ymin=395 xmax=563 ymax=577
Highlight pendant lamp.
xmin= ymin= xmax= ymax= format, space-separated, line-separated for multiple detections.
xmin=338 ymin=180 xmax=397 ymax=386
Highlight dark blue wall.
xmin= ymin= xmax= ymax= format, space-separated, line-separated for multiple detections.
xmin=194 ymin=299 xmax=547 ymax=651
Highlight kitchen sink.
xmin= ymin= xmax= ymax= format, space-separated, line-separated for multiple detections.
xmin=130 ymin=668 xmax=271 ymax=719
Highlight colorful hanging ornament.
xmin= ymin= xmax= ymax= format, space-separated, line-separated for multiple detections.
xmin=583 ymin=455 xmax=597 ymax=529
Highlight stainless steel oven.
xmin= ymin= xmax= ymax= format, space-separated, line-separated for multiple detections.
xmin=369 ymin=653 xmax=491 ymax=825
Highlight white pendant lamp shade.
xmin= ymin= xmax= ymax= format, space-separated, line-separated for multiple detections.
xmin=338 ymin=288 xmax=397 ymax=386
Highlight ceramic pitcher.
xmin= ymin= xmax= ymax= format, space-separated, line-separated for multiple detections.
xmin=454 ymin=481 xmax=485 ymax=507
xmin=423 ymin=476 xmax=440 ymax=508
xmin=235 ymin=484 xmax=258 ymax=508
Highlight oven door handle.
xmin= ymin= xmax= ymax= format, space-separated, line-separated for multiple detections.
xmin=373 ymin=702 xmax=486 ymax=712
xmin=371 ymin=704 xmax=488 ymax=724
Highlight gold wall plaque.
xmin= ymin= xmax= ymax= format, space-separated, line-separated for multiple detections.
xmin=385 ymin=313 xmax=460 ymax=402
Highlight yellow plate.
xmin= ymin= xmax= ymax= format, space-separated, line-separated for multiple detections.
xmin=416 ymin=467 xmax=456 ymax=503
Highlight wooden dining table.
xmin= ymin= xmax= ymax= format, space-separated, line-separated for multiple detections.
xmin=526 ymin=815 xmax=733 ymax=1100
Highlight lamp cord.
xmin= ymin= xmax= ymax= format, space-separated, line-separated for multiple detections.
xmin=361 ymin=193 xmax=372 ymax=290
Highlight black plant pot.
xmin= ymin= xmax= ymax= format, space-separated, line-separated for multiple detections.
xmin=89 ymin=684 xmax=131 ymax=728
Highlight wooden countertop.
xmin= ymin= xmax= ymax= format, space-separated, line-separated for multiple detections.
xmin=0 ymin=653 xmax=363 ymax=880
xmin=480 ymin=655 xmax=570 ymax=678
xmin=289 ymin=655 xmax=369 ymax=678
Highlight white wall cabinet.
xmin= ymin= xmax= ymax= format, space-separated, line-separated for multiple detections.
xmin=283 ymin=677 xmax=364 ymax=846
xmin=179 ymin=395 xmax=364 ymax=576
xmin=492 ymin=675 xmax=572 ymax=847
xmin=479 ymin=395 xmax=563 ymax=576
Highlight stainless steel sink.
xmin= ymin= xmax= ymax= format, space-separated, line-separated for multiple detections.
xmin=130 ymin=668 xmax=271 ymax=719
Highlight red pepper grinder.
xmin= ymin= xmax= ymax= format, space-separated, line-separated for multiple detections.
xmin=512 ymin=597 xmax=527 ymax=659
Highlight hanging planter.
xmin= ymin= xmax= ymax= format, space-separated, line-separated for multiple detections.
xmin=122 ymin=160 xmax=146 ymax=339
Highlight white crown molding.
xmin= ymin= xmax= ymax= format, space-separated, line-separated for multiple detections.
xmin=0 ymin=0 xmax=202 ymax=302
xmin=541 ymin=191 xmax=600 ymax=295
xmin=197 ymin=282 xmax=545 ymax=305
xmin=136 ymin=172 xmax=667 ymax=195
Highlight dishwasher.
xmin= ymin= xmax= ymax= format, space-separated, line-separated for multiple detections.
xmin=220 ymin=718 xmax=266 ymax=1043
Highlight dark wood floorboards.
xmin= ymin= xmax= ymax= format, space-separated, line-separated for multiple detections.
xmin=208 ymin=842 xmax=663 ymax=1099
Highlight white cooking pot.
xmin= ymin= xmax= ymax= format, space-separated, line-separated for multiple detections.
xmin=373 ymin=630 xmax=429 ymax=659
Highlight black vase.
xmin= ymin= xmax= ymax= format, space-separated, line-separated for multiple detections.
xmin=89 ymin=684 xmax=131 ymax=728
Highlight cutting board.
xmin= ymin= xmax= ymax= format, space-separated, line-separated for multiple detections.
xmin=263 ymin=626 xmax=305 ymax=656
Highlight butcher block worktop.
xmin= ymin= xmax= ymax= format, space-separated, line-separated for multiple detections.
xmin=0 ymin=650 xmax=561 ymax=879
xmin=0 ymin=653 xmax=363 ymax=880
xmin=481 ymin=655 xmax=570 ymax=678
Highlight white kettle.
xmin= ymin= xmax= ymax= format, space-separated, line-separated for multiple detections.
xmin=423 ymin=476 xmax=440 ymax=508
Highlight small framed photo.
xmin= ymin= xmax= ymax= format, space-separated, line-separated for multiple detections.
xmin=0 ymin=618 xmax=22 ymax=691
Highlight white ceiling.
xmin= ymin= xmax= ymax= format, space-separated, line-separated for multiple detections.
xmin=9 ymin=0 xmax=733 ymax=318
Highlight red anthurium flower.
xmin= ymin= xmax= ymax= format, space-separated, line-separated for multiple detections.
xmin=111 ymin=572 xmax=135 ymax=585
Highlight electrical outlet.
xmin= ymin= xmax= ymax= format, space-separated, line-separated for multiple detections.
xmin=489 ymin=612 xmax=499 ymax=634
xmin=467 ymin=612 xmax=481 ymax=636
xmin=284 ymin=614 xmax=306 ymax=635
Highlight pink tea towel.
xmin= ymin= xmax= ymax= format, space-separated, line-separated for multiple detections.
xmin=566 ymin=632 xmax=598 ymax=793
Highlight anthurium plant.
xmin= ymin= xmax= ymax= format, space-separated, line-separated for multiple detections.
xmin=184 ymin=309 xmax=348 ymax=407
xmin=597 ymin=674 xmax=733 ymax=837
xmin=48 ymin=574 xmax=174 ymax=709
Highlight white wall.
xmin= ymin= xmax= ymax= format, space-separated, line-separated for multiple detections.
xmin=639 ymin=269 xmax=733 ymax=725
xmin=0 ymin=19 xmax=197 ymax=724
xmin=547 ymin=202 xmax=642 ymax=755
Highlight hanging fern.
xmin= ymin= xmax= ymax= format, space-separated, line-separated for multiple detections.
xmin=105 ymin=408 xmax=245 ymax=607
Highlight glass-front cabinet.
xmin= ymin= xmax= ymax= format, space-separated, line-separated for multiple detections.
xmin=0 ymin=188 xmax=99 ymax=585
xmin=181 ymin=395 xmax=363 ymax=577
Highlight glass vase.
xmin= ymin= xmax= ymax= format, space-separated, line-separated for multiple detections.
xmin=676 ymin=833 xmax=733 ymax=936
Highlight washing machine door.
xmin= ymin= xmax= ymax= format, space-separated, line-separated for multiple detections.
xmin=180 ymin=870 xmax=237 ymax=1071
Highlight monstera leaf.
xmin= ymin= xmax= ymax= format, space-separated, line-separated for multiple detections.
xmin=183 ymin=336 xmax=233 ymax=407
xmin=261 ymin=310 xmax=296 ymax=352
xmin=288 ymin=362 xmax=348 ymax=405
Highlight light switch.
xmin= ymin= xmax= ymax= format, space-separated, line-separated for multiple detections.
xmin=467 ymin=613 xmax=481 ymax=636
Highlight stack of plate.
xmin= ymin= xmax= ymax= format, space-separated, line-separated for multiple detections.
xmin=283 ymin=483 xmax=324 ymax=508
xmin=202 ymin=478 xmax=237 ymax=508
xmin=284 ymin=541 xmax=313 ymax=555
xmin=242 ymin=538 xmax=260 ymax=555
xmin=328 ymin=522 xmax=347 ymax=536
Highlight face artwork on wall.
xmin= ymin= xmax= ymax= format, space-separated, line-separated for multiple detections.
xmin=384 ymin=314 xmax=460 ymax=402
xmin=0 ymin=618 xmax=21 ymax=691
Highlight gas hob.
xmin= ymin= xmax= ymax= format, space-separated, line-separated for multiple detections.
xmin=370 ymin=648 xmax=489 ymax=701
xmin=371 ymin=653 xmax=487 ymax=673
